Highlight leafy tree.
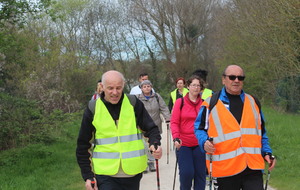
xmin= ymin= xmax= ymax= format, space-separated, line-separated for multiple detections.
xmin=211 ymin=0 xmax=299 ymax=111
xmin=0 ymin=0 xmax=53 ymax=26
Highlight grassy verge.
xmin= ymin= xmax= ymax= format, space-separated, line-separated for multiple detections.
xmin=0 ymin=112 xmax=83 ymax=190
xmin=263 ymin=106 xmax=300 ymax=190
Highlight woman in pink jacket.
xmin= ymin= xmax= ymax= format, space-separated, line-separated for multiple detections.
xmin=171 ymin=75 xmax=206 ymax=190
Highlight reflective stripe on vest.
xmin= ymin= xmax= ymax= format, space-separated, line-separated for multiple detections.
xmin=94 ymin=133 xmax=143 ymax=145
xmin=92 ymin=95 xmax=147 ymax=175
xmin=93 ymin=149 xmax=146 ymax=159
xmin=206 ymin=94 xmax=264 ymax=178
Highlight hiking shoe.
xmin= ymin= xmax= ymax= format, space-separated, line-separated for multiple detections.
xmin=148 ymin=162 xmax=156 ymax=172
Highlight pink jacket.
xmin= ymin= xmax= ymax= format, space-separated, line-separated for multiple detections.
xmin=171 ymin=93 xmax=202 ymax=147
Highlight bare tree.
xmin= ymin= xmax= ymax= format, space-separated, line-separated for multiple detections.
xmin=124 ymin=0 xmax=218 ymax=82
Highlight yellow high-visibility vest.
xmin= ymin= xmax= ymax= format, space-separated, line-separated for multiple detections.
xmin=171 ymin=88 xmax=189 ymax=105
xmin=92 ymin=95 xmax=147 ymax=175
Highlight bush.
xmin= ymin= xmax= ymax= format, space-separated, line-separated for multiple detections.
xmin=0 ymin=92 xmax=43 ymax=150
xmin=275 ymin=75 xmax=300 ymax=113
xmin=0 ymin=92 xmax=76 ymax=151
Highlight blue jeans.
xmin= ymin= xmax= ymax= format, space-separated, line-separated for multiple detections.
xmin=178 ymin=146 xmax=206 ymax=190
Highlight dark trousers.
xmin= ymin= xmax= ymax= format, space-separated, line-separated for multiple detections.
xmin=178 ymin=146 xmax=206 ymax=190
xmin=95 ymin=173 xmax=143 ymax=190
xmin=215 ymin=167 xmax=264 ymax=190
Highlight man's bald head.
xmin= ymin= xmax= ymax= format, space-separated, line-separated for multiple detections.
xmin=102 ymin=70 xmax=125 ymax=86
xmin=101 ymin=70 xmax=125 ymax=104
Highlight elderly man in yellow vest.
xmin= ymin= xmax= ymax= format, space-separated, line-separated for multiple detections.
xmin=76 ymin=70 xmax=162 ymax=190
xmin=194 ymin=65 xmax=276 ymax=190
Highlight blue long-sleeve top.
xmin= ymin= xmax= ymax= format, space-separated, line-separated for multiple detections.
xmin=194 ymin=87 xmax=272 ymax=155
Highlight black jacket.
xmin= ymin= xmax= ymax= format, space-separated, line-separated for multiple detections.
xmin=76 ymin=93 xmax=161 ymax=181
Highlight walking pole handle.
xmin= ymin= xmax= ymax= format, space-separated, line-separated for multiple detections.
xmin=270 ymin=155 xmax=275 ymax=161
xmin=154 ymin=142 xmax=158 ymax=150
xmin=90 ymin=178 xmax=96 ymax=189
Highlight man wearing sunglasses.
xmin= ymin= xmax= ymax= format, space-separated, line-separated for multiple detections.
xmin=194 ymin=65 xmax=276 ymax=190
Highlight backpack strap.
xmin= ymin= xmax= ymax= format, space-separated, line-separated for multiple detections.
xmin=88 ymin=94 xmax=137 ymax=115
xmin=154 ymin=93 xmax=160 ymax=104
xmin=88 ymin=99 xmax=96 ymax=115
xmin=180 ymin=97 xmax=184 ymax=110
xmin=207 ymin=91 xmax=259 ymax=111
xmin=127 ymin=94 xmax=137 ymax=107
xmin=208 ymin=91 xmax=221 ymax=111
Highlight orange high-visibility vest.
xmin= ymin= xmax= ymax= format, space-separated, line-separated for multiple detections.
xmin=204 ymin=94 xmax=265 ymax=178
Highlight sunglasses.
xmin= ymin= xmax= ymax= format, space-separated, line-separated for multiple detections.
xmin=223 ymin=75 xmax=245 ymax=81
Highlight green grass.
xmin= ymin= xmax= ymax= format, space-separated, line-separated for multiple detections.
xmin=262 ymin=106 xmax=300 ymax=190
xmin=0 ymin=107 xmax=299 ymax=190
xmin=0 ymin=112 xmax=83 ymax=190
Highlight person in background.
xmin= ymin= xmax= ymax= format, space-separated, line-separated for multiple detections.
xmin=168 ymin=77 xmax=189 ymax=112
xmin=171 ymin=75 xmax=206 ymax=190
xmin=194 ymin=65 xmax=276 ymax=190
xmin=130 ymin=73 xmax=155 ymax=95
xmin=136 ymin=80 xmax=170 ymax=173
xmin=76 ymin=70 xmax=162 ymax=190
xmin=91 ymin=79 xmax=102 ymax=100
xmin=192 ymin=69 xmax=213 ymax=100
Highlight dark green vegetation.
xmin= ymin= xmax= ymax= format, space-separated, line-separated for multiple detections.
xmin=0 ymin=111 xmax=83 ymax=190
xmin=0 ymin=92 xmax=64 ymax=150
xmin=263 ymin=107 xmax=300 ymax=190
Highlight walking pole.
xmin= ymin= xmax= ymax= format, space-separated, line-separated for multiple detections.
xmin=172 ymin=148 xmax=178 ymax=190
xmin=208 ymin=137 xmax=214 ymax=190
xmin=154 ymin=143 xmax=160 ymax=190
xmin=167 ymin=122 xmax=170 ymax=164
xmin=172 ymin=138 xmax=180 ymax=190
xmin=264 ymin=155 xmax=275 ymax=190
